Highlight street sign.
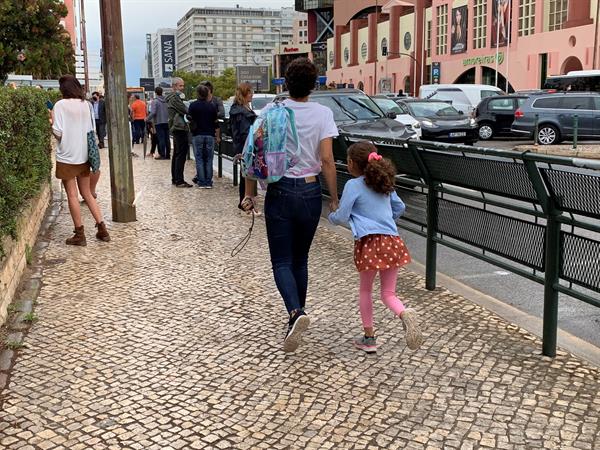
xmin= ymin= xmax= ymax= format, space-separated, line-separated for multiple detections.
xmin=160 ymin=35 xmax=176 ymax=78
xmin=236 ymin=66 xmax=270 ymax=92
xmin=432 ymin=62 xmax=441 ymax=84
xmin=272 ymin=78 xmax=286 ymax=86
xmin=139 ymin=78 xmax=155 ymax=92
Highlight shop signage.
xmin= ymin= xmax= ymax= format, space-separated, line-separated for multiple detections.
xmin=463 ymin=52 xmax=504 ymax=67
xmin=139 ymin=78 xmax=155 ymax=92
xmin=311 ymin=42 xmax=327 ymax=52
xmin=236 ymin=65 xmax=270 ymax=92
xmin=283 ymin=47 xmax=300 ymax=53
xmin=160 ymin=35 xmax=176 ymax=77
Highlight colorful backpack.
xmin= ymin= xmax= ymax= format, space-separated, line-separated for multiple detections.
xmin=241 ymin=101 xmax=300 ymax=184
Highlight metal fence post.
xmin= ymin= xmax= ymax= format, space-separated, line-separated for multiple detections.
xmin=425 ymin=185 xmax=438 ymax=291
xmin=534 ymin=114 xmax=539 ymax=145
xmin=218 ymin=142 xmax=223 ymax=178
xmin=572 ymin=115 xmax=578 ymax=150
xmin=233 ymin=160 xmax=239 ymax=187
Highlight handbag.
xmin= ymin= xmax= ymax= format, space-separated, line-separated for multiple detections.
xmin=87 ymin=103 xmax=101 ymax=173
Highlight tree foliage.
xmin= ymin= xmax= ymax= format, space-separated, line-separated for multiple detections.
xmin=0 ymin=0 xmax=76 ymax=81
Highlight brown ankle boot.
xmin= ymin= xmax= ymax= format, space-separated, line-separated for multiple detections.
xmin=66 ymin=226 xmax=86 ymax=246
xmin=95 ymin=221 xmax=110 ymax=242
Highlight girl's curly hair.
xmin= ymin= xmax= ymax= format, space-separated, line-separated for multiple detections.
xmin=348 ymin=142 xmax=396 ymax=194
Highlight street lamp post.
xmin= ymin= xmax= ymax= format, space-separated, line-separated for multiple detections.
xmin=384 ymin=51 xmax=420 ymax=94
xmin=273 ymin=28 xmax=282 ymax=93
xmin=99 ymin=0 xmax=136 ymax=222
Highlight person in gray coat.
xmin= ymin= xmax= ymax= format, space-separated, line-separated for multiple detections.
xmin=146 ymin=86 xmax=170 ymax=159
xmin=166 ymin=78 xmax=192 ymax=187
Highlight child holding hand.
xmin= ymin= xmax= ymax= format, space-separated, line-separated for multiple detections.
xmin=329 ymin=142 xmax=423 ymax=353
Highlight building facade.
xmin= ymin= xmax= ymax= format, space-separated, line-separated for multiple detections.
xmin=151 ymin=29 xmax=178 ymax=78
xmin=176 ymin=6 xmax=294 ymax=76
xmin=59 ymin=0 xmax=77 ymax=48
xmin=327 ymin=0 xmax=599 ymax=95
xmin=293 ymin=12 xmax=310 ymax=44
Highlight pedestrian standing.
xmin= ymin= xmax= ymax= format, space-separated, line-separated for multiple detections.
xmin=200 ymin=80 xmax=225 ymax=119
xmin=146 ymin=86 xmax=170 ymax=159
xmin=52 ymin=75 xmax=110 ymax=245
xmin=130 ymin=95 xmax=147 ymax=145
xmin=241 ymin=58 xmax=339 ymax=353
xmin=166 ymin=77 xmax=192 ymax=188
xmin=91 ymin=92 xmax=106 ymax=148
xmin=328 ymin=142 xmax=423 ymax=353
xmin=230 ymin=82 xmax=257 ymax=211
xmin=188 ymin=85 xmax=219 ymax=188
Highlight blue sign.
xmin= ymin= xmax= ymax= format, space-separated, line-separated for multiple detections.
xmin=272 ymin=78 xmax=286 ymax=86
xmin=318 ymin=76 xmax=328 ymax=85
xmin=431 ymin=62 xmax=441 ymax=84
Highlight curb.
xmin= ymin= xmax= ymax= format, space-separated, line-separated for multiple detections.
xmin=516 ymin=144 xmax=600 ymax=160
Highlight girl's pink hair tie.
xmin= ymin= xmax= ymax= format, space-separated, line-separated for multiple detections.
xmin=368 ymin=152 xmax=382 ymax=162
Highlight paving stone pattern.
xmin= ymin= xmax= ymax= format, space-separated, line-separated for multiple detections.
xmin=1 ymin=152 xmax=599 ymax=449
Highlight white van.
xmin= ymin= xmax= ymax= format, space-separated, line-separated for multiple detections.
xmin=419 ymin=84 xmax=503 ymax=115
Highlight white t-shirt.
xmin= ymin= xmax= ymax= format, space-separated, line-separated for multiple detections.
xmin=52 ymin=99 xmax=95 ymax=164
xmin=266 ymin=99 xmax=338 ymax=178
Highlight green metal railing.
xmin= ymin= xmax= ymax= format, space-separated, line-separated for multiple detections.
xmin=330 ymin=135 xmax=600 ymax=357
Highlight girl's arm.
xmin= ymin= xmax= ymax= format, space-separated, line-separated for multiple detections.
xmin=328 ymin=181 xmax=358 ymax=225
xmin=391 ymin=191 xmax=406 ymax=220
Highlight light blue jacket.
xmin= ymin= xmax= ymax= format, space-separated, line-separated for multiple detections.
xmin=328 ymin=176 xmax=406 ymax=239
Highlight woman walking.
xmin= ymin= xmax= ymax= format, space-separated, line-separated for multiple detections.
xmin=242 ymin=58 xmax=339 ymax=353
xmin=52 ymin=75 xmax=110 ymax=246
xmin=230 ymin=82 xmax=257 ymax=212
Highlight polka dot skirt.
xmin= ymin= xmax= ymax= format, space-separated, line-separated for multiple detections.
xmin=354 ymin=234 xmax=411 ymax=272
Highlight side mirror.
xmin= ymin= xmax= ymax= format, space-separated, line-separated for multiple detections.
xmin=386 ymin=111 xmax=397 ymax=119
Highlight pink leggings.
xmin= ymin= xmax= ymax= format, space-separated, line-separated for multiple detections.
xmin=359 ymin=268 xmax=406 ymax=328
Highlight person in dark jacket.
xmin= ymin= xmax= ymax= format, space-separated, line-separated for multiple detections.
xmin=166 ymin=77 xmax=192 ymax=188
xmin=146 ymin=86 xmax=170 ymax=159
xmin=91 ymin=92 xmax=106 ymax=148
xmin=188 ymin=85 xmax=220 ymax=188
xmin=230 ymin=82 xmax=257 ymax=210
xmin=200 ymin=80 xmax=225 ymax=120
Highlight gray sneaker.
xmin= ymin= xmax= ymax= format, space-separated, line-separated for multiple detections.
xmin=354 ymin=336 xmax=378 ymax=354
xmin=400 ymin=308 xmax=423 ymax=350
xmin=283 ymin=311 xmax=310 ymax=353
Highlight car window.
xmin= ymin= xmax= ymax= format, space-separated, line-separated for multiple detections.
xmin=488 ymin=98 xmax=515 ymax=111
xmin=517 ymin=97 xmax=527 ymax=107
xmin=336 ymin=96 xmax=383 ymax=120
xmin=407 ymin=101 xmax=460 ymax=117
xmin=481 ymin=90 xmax=501 ymax=99
xmin=373 ymin=98 xmax=403 ymax=114
xmin=309 ymin=96 xmax=355 ymax=122
xmin=251 ymin=97 xmax=274 ymax=110
xmin=560 ymin=96 xmax=594 ymax=110
xmin=397 ymin=103 xmax=410 ymax=114
xmin=594 ymin=98 xmax=600 ymax=110
xmin=533 ymin=97 xmax=561 ymax=109
xmin=428 ymin=89 xmax=470 ymax=106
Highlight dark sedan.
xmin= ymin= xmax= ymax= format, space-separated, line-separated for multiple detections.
xmin=394 ymin=99 xmax=479 ymax=145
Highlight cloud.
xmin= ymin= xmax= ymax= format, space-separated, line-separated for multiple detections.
xmin=84 ymin=0 xmax=294 ymax=85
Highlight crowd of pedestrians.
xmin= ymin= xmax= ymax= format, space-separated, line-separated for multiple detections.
xmin=46 ymin=58 xmax=423 ymax=355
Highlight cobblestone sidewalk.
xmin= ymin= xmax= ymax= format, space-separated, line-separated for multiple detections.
xmin=1 ymin=152 xmax=599 ymax=450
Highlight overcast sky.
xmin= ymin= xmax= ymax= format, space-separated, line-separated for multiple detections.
xmin=84 ymin=0 xmax=294 ymax=85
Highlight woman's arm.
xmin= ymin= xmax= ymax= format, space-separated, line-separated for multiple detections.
xmin=391 ymin=191 xmax=406 ymax=220
xmin=319 ymin=137 xmax=338 ymax=211
xmin=328 ymin=181 xmax=357 ymax=225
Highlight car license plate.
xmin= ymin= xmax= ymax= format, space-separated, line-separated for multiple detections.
xmin=449 ymin=132 xmax=466 ymax=137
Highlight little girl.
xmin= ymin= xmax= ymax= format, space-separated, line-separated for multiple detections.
xmin=329 ymin=142 xmax=423 ymax=353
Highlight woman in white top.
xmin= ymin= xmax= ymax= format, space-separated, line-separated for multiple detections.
xmin=242 ymin=58 xmax=339 ymax=353
xmin=52 ymin=75 xmax=110 ymax=245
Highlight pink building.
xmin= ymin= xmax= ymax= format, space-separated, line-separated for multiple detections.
xmin=326 ymin=0 xmax=599 ymax=95
xmin=60 ymin=0 xmax=78 ymax=48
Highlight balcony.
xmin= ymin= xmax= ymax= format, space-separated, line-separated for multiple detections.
xmin=295 ymin=0 xmax=334 ymax=12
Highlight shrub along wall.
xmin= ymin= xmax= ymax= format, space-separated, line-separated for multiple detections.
xmin=0 ymin=88 xmax=53 ymax=257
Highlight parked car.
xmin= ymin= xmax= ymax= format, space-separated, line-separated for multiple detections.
xmin=393 ymin=98 xmax=479 ymax=144
xmin=372 ymin=96 xmax=422 ymax=138
xmin=474 ymin=95 xmax=528 ymax=140
xmin=511 ymin=92 xmax=600 ymax=145
xmin=250 ymin=94 xmax=276 ymax=115
xmin=419 ymin=84 xmax=503 ymax=115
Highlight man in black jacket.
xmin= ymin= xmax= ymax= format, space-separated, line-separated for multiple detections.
xmin=91 ymin=92 xmax=106 ymax=148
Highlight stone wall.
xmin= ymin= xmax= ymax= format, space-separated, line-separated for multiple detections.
xmin=0 ymin=183 xmax=51 ymax=326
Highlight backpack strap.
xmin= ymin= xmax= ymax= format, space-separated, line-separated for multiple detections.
xmin=284 ymin=106 xmax=301 ymax=160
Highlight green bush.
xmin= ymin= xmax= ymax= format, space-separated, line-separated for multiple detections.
xmin=0 ymin=88 xmax=52 ymax=256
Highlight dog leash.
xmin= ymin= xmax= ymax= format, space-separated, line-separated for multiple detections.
xmin=231 ymin=209 xmax=255 ymax=258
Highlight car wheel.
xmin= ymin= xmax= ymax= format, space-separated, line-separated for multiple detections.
xmin=537 ymin=124 xmax=559 ymax=145
xmin=478 ymin=123 xmax=494 ymax=140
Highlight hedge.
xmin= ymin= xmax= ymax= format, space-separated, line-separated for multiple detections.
xmin=0 ymin=88 xmax=53 ymax=257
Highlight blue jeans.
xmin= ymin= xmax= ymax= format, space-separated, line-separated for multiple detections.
xmin=192 ymin=135 xmax=215 ymax=187
xmin=264 ymin=177 xmax=322 ymax=314
xmin=155 ymin=123 xmax=170 ymax=158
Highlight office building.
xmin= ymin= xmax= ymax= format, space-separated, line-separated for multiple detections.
xmin=176 ymin=6 xmax=295 ymax=76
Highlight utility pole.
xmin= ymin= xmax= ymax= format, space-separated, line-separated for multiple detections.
xmin=79 ymin=0 xmax=90 ymax=94
xmin=594 ymin=0 xmax=600 ymax=69
xmin=374 ymin=0 xmax=379 ymax=95
xmin=99 ymin=0 xmax=136 ymax=222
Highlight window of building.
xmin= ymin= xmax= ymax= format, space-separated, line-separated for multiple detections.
xmin=344 ymin=47 xmax=349 ymax=64
xmin=361 ymin=43 xmax=368 ymax=60
xmin=473 ymin=0 xmax=487 ymax=49
xmin=426 ymin=20 xmax=432 ymax=58
xmin=436 ymin=4 xmax=448 ymax=55
xmin=519 ymin=0 xmax=535 ymax=36
xmin=548 ymin=0 xmax=568 ymax=31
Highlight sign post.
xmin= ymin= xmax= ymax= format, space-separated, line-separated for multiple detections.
xmin=236 ymin=66 xmax=270 ymax=92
